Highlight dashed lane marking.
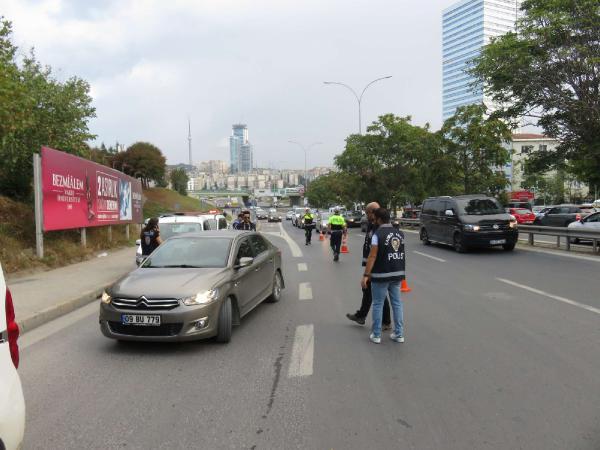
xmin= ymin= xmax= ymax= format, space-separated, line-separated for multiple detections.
xmin=496 ymin=278 xmax=600 ymax=315
xmin=297 ymin=263 xmax=308 ymax=272
xmin=288 ymin=324 xmax=314 ymax=378
xmin=299 ymin=282 xmax=313 ymax=300
xmin=277 ymin=223 xmax=303 ymax=258
xmin=413 ymin=251 xmax=446 ymax=262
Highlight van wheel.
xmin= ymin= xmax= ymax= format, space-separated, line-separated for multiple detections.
xmin=216 ymin=297 xmax=232 ymax=343
xmin=453 ymin=233 xmax=467 ymax=253
xmin=266 ymin=271 xmax=283 ymax=303
xmin=420 ymin=228 xmax=431 ymax=245
xmin=503 ymin=242 xmax=516 ymax=251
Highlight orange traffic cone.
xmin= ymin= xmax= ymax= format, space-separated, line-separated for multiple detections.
xmin=400 ymin=278 xmax=412 ymax=293
xmin=319 ymin=231 xmax=324 ymax=241
xmin=340 ymin=235 xmax=349 ymax=254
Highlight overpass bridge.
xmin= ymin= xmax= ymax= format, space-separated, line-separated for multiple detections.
xmin=188 ymin=188 xmax=305 ymax=207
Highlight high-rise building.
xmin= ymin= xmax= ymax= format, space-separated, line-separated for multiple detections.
xmin=442 ymin=0 xmax=521 ymax=120
xmin=229 ymin=124 xmax=253 ymax=174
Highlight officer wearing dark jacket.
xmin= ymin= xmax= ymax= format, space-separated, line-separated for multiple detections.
xmin=346 ymin=202 xmax=391 ymax=328
xmin=361 ymin=208 xmax=406 ymax=344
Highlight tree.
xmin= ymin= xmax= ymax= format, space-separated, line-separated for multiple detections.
xmin=0 ymin=18 xmax=96 ymax=199
xmin=306 ymin=172 xmax=357 ymax=208
xmin=113 ymin=142 xmax=166 ymax=189
xmin=440 ymin=104 xmax=512 ymax=195
xmin=471 ymin=0 xmax=600 ymax=188
xmin=170 ymin=168 xmax=189 ymax=196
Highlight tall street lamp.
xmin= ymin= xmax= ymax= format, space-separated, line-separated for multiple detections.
xmin=323 ymin=76 xmax=392 ymax=134
xmin=288 ymin=141 xmax=322 ymax=193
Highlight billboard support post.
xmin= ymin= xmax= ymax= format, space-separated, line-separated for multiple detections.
xmin=33 ymin=153 xmax=44 ymax=259
xmin=107 ymin=225 xmax=112 ymax=242
xmin=80 ymin=228 xmax=86 ymax=247
xmin=125 ymin=224 xmax=130 ymax=240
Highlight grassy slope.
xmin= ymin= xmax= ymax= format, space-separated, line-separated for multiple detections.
xmin=0 ymin=188 xmax=205 ymax=274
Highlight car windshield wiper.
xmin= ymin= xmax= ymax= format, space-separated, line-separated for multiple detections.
xmin=161 ymin=264 xmax=204 ymax=268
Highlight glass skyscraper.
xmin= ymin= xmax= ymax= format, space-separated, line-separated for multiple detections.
xmin=229 ymin=124 xmax=253 ymax=174
xmin=442 ymin=0 xmax=521 ymax=120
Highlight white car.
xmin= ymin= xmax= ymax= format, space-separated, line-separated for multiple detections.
xmin=568 ymin=211 xmax=600 ymax=243
xmin=0 ymin=263 xmax=25 ymax=450
xmin=136 ymin=214 xmax=228 ymax=264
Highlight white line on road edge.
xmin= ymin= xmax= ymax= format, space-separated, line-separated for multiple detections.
xmin=288 ymin=324 xmax=314 ymax=378
xmin=403 ymin=229 xmax=419 ymax=234
xmin=515 ymin=244 xmax=600 ymax=263
xmin=299 ymin=282 xmax=313 ymax=300
xmin=297 ymin=263 xmax=308 ymax=272
xmin=277 ymin=222 xmax=303 ymax=258
xmin=413 ymin=251 xmax=446 ymax=262
xmin=496 ymin=278 xmax=600 ymax=316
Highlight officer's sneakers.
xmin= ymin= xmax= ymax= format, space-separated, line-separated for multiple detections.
xmin=346 ymin=313 xmax=365 ymax=325
xmin=390 ymin=333 xmax=405 ymax=343
xmin=369 ymin=333 xmax=381 ymax=344
xmin=333 ymin=253 xmax=339 ymax=262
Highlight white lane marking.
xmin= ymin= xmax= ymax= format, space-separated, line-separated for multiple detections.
xmin=20 ymin=302 xmax=98 ymax=349
xmin=288 ymin=324 xmax=314 ymax=378
xmin=496 ymin=278 xmax=600 ymax=315
xmin=413 ymin=251 xmax=446 ymax=262
xmin=403 ymin=229 xmax=419 ymax=234
xmin=515 ymin=245 xmax=600 ymax=263
xmin=299 ymin=282 xmax=313 ymax=300
xmin=297 ymin=263 xmax=308 ymax=272
xmin=277 ymin=222 xmax=303 ymax=258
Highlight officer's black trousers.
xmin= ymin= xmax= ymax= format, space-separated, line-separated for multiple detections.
xmin=330 ymin=231 xmax=343 ymax=254
xmin=357 ymin=280 xmax=391 ymax=324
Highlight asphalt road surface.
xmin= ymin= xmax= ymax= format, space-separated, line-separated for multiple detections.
xmin=19 ymin=220 xmax=600 ymax=449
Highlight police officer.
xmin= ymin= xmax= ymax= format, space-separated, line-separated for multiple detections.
xmin=346 ymin=202 xmax=391 ymax=330
xmin=327 ymin=208 xmax=347 ymax=262
xmin=140 ymin=217 xmax=163 ymax=258
xmin=237 ymin=211 xmax=256 ymax=231
xmin=361 ymin=208 xmax=405 ymax=344
xmin=302 ymin=208 xmax=316 ymax=245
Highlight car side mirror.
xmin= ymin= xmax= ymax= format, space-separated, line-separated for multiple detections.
xmin=236 ymin=257 xmax=254 ymax=269
xmin=445 ymin=209 xmax=455 ymax=217
xmin=135 ymin=239 xmax=141 ymax=246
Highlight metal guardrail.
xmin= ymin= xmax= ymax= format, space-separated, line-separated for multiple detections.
xmin=397 ymin=219 xmax=600 ymax=253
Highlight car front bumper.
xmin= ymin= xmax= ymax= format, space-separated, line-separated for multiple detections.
xmin=99 ymin=300 xmax=222 ymax=342
xmin=462 ymin=230 xmax=519 ymax=247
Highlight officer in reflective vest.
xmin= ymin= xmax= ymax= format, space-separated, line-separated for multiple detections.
xmin=302 ymin=208 xmax=316 ymax=245
xmin=361 ymin=207 xmax=405 ymax=344
xmin=327 ymin=209 xmax=347 ymax=262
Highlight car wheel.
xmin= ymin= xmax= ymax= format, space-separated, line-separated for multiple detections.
xmin=453 ymin=233 xmax=467 ymax=253
xmin=420 ymin=228 xmax=431 ymax=245
xmin=216 ymin=297 xmax=232 ymax=343
xmin=503 ymin=242 xmax=516 ymax=251
xmin=266 ymin=271 xmax=283 ymax=303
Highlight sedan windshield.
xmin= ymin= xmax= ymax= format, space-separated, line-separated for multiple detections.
xmin=457 ymin=198 xmax=504 ymax=215
xmin=160 ymin=222 xmax=203 ymax=239
xmin=142 ymin=237 xmax=232 ymax=268
xmin=515 ymin=209 xmax=531 ymax=215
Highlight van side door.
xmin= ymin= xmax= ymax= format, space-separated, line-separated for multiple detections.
xmin=440 ymin=199 xmax=458 ymax=244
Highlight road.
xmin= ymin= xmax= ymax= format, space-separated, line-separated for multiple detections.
xmin=19 ymin=219 xmax=600 ymax=449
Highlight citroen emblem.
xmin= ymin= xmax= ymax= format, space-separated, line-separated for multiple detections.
xmin=493 ymin=224 xmax=499 ymax=230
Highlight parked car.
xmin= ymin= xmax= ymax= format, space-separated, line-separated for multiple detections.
xmin=317 ymin=212 xmax=332 ymax=234
xmin=100 ymin=231 xmax=284 ymax=343
xmin=343 ymin=210 xmax=363 ymax=228
xmin=509 ymin=208 xmax=536 ymax=225
xmin=568 ymin=211 xmax=600 ymax=243
xmin=0 ymin=264 xmax=25 ymax=450
xmin=285 ymin=210 xmax=294 ymax=221
xmin=136 ymin=214 xmax=222 ymax=265
xmin=533 ymin=205 xmax=582 ymax=227
xmin=419 ymin=195 xmax=518 ymax=252
xmin=268 ymin=208 xmax=282 ymax=222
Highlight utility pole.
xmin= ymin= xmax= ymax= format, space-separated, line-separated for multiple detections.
xmin=188 ymin=117 xmax=193 ymax=166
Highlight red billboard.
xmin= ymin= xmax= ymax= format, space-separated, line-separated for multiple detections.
xmin=41 ymin=147 xmax=143 ymax=231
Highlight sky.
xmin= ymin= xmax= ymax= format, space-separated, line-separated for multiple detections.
xmin=3 ymin=0 xmax=459 ymax=169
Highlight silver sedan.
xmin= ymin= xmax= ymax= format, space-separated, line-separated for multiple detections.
xmin=99 ymin=231 xmax=284 ymax=343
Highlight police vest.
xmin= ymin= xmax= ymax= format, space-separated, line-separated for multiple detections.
xmin=371 ymin=225 xmax=405 ymax=282
xmin=329 ymin=215 xmax=345 ymax=230
xmin=303 ymin=214 xmax=314 ymax=225
xmin=362 ymin=222 xmax=378 ymax=267
xmin=141 ymin=229 xmax=160 ymax=255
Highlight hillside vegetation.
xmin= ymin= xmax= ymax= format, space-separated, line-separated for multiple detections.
xmin=0 ymin=188 xmax=207 ymax=275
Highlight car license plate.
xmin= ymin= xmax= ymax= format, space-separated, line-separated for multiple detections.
xmin=490 ymin=239 xmax=506 ymax=245
xmin=121 ymin=314 xmax=161 ymax=326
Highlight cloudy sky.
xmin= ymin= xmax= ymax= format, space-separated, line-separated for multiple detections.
xmin=4 ymin=0 xmax=458 ymax=169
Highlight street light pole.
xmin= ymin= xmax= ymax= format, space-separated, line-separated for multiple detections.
xmin=288 ymin=141 xmax=322 ymax=194
xmin=323 ymin=76 xmax=392 ymax=134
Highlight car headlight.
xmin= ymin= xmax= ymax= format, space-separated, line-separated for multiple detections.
xmin=509 ymin=218 xmax=518 ymax=228
xmin=101 ymin=290 xmax=112 ymax=304
xmin=182 ymin=289 xmax=219 ymax=306
xmin=463 ymin=224 xmax=480 ymax=232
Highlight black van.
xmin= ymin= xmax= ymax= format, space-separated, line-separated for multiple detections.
xmin=420 ymin=195 xmax=518 ymax=252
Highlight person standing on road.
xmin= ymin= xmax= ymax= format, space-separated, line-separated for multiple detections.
xmin=237 ymin=211 xmax=257 ymax=231
xmin=303 ymin=208 xmax=316 ymax=245
xmin=327 ymin=208 xmax=347 ymax=262
xmin=232 ymin=213 xmax=244 ymax=230
xmin=361 ymin=208 xmax=405 ymax=344
xmin=346 ymin=202 xmax=391 ymax=330
xmin=140 ymin=217 xmax=163 ymax=258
